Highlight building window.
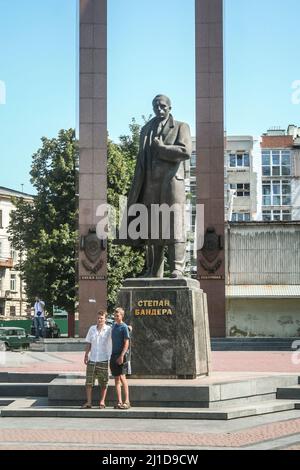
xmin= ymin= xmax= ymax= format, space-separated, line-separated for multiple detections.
xmin=189 ymin=179 xmax=196 ymax=206
xmin=282 ymin=210 xmax=292 ymax=221
xmin=191 ymin=207 xmax=196 ymax=230
xmin=262 ymin=150 xmax=291 ymax=177
xmin=190 ymin=179 xmax=196 ymax=192
xmin=262 ymin=210 xmax=292 ymax=221
xmin=10 ymin=306 xmax=16 ymax=317
xmin=190 ymin=152 xmax=196 ymax=167
xmin=230 ymin=183 xmax=250 ymax=197
xmin=229 ymin=153 xmax=250 ymax=168
xmin=10 ymin=274 xmax=16 ymax=292
xmin=190 ymin=152 xmax=196 ymax=178
xmin=232 ymin=213 xmax=251 ymax=222
xmin=262 ymin=180 xmax=291 ymax=206
xmin=0 ymin=210 xmax=3 ymax=228
xmin=10 ymin=248 xmax=17 ymax=262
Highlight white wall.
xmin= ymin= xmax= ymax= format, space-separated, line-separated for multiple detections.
xmin=227 ymin=298 xmax=300 ymax=337
xmin=0 ymin=200 xmax=13 ymax=258
xmin=0 ymin=197 xmax=27 ymax=316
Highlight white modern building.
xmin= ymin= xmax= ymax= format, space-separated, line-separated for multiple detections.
xmin=184 ymin=138 xmax=197 ymax=276
xmin=260 ymin=125 xmax=300 ymax=221
xmin=0 ymin=187 xmax=33 ymax=317
xmin=184 ymin=132 xmax=300 ymax=336
xmin=225 ymin=135 xmax=258 ymax=222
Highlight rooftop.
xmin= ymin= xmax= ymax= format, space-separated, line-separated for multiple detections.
xmin=226 ymin=285 xmax=300 ymax=298
xmin=0 ymin=186 xmax=33 ymax=199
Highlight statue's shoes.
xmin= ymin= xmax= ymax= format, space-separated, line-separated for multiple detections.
xmin=170 ymin=270 xmax=184 ymax=279
xmin=137 ymin=271 xmax=152 ymax=278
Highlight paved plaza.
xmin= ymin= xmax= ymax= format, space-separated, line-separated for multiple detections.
xmin=1 ymin=349 xmax=300 ymax=374
xmin=0 ymin=412 xmax=300 ymax=450
xmin=0 ymin=350 xmax=300 ymax=450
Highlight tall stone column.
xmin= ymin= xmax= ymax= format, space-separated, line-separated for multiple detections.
xmin=195 ymin=0 xmax=226 ymax=337
xmin=79 ymin=0 xmax=107 ymax=336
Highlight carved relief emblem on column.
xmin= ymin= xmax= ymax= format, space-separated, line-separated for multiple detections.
xmin=199 ymin=227 xmax=223 ymax=274
xmin=80 ymin=227 xmax=106 ymax=274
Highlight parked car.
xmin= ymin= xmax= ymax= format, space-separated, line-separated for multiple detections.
xmin=31 ymin=317 xmax=60 ymax=338
xmin=0 ymin=327 xmax=35 ymax=351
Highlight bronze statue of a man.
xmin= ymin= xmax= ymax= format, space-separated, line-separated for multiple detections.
xmin=126 ymin=95 xmax=192 ymax=278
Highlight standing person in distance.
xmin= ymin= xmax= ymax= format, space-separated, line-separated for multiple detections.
xmin=33 ymin=296 xmax=45 ymax=339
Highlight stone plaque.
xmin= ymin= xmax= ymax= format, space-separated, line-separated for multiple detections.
xmin=118 ymin=278 xmax=211 ymax=379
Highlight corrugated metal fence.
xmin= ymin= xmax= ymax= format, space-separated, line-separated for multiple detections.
xmin=226 ymin=222 xmax=300 ymax=285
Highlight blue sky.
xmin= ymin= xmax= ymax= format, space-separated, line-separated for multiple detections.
xmin=224 ymin=0 xmax=300 ymax=136
xmin=0 ymin=0 xmax=299 ymax=192
xmin=108 ymin=0 xmax=195 ymax=141
xmin=0 ymin=0 xmax=77 ymax=194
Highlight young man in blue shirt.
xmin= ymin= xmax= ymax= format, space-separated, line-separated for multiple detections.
xmin=110 ymin=307 xmax=131 ymax=409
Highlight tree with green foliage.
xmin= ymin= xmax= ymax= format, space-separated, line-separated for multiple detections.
xmin=107 ymin=119 xmax=145 ymax=312
xmin=9 ymin=129 xmax=78 ymax=314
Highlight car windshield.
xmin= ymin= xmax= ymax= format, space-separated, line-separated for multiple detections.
xmin=0 ymin=329 xmax=26 ymax=336
xmin=11 ymin=330 xmax=25 ymax=336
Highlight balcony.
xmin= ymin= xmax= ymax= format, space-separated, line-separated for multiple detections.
xmin=0 ymin=257 xmax=13 ymax=268
xmin=0 ymin=290 xmax=12 ymax=300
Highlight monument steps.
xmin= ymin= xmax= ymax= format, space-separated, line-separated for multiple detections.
xmin=0 ymin=374 xmax=299 ymax=420
xmin=27 ymin=337 xmax=300 ymax=353
xmin=47 ymin=374 xmax=300 ymax=407
xmin=0 ymin=400 xmax=298 ymax=421
xmin=0 ymin=383 xmax=48 ymax=397
xmin=30 ymin=339 xmax=86 ymax=352
xmin=0 ymin=399 xmax=14 ymax=407
xmin=211 ymin=338 xmax=300 ymax=351
xmin=277 ymin=385 xmax=300 ymax=400
xmin=26 ymin=337 xmax=300 ymax=353
xmin=0 ymin=372 xmax=58 ymax=383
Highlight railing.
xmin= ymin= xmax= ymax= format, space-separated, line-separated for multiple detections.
xmin=0 ymin=290 xmax=19 ymax=299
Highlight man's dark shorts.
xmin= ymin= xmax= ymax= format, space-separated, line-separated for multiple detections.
xmin=110 ymin=355 xmax=130 ymax=377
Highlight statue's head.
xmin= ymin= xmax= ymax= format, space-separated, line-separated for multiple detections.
xmin=152 ymin=95 xmax=172 ymax=121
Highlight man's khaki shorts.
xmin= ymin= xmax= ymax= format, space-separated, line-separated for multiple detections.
xmin=85 ymin=361 xmax=109 ymax=387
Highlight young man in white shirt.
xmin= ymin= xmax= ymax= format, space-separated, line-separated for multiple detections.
xmin=33 ymin=296 xmax=45 ymax=339
xmin=82 ymin=310 xmax=112 ymax=409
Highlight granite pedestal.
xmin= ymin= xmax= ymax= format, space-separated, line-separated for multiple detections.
xmin=118 ymin=278 xmax=211 ymax=379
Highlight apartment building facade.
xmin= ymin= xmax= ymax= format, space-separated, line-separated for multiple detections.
xmin=184 ymin=127 xmax=300 ymax=280
xmin=0 ymin=187 xmax=33 ymax=317
xmin=185 ymin=136 xmax=258 ymax=275
xmin=261 ymin=125 xmax=300 ymax=222
xmin=185 ymin=138 xmax=197 ymax=276
xmin=225 ymin=135 xmax=258 ymax=222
